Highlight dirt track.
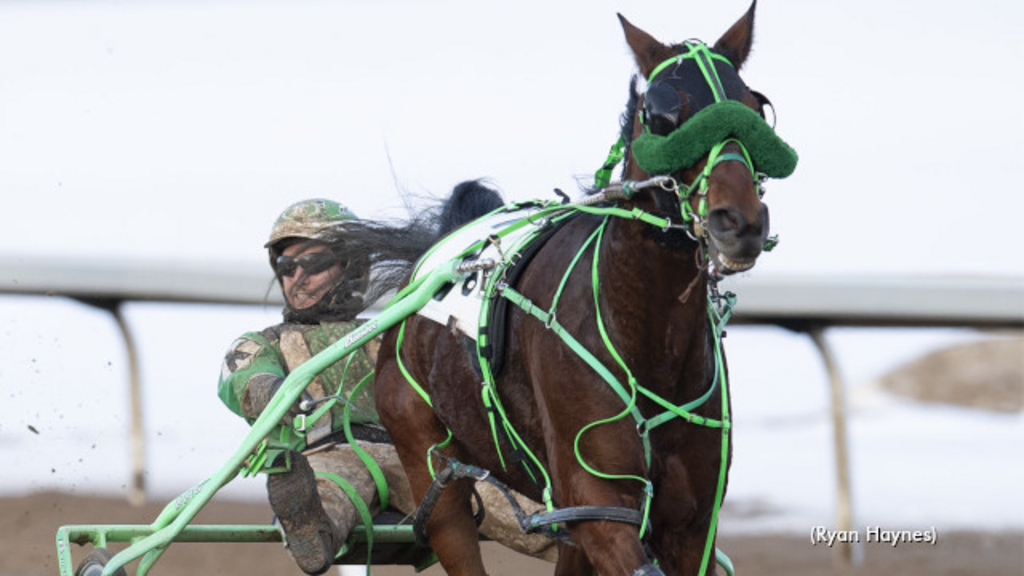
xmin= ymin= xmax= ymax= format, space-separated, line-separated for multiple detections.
xmin=10 ymin=338 xmax=1022 ymax=575
xmin=7 ymin=491 xmax=1021 ymax=576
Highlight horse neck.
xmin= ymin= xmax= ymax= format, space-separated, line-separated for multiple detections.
xmin=597 ymin=193 xmax=714 ymax=400
xmin=612 ymin=155 xmax=709 ymax=318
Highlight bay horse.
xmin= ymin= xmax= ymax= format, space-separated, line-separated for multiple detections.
xmin=345 ymin=3 xmax=797 ymax=574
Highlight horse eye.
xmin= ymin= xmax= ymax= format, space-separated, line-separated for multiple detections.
xmin=644 ymin=83 xmax=683 ymax=135
xmin=646 ymin=112 xmax=678 ymax=136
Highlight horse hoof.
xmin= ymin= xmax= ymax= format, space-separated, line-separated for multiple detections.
xmin=632 ymin=564 xmax=665 ymax=576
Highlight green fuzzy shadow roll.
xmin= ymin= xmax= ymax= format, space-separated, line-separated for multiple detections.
xmin=632 ymin=100 xmax=798 ymax=179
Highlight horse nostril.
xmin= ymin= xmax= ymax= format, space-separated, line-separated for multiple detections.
xmin=707 ymin=207 xmax=742 ymax=236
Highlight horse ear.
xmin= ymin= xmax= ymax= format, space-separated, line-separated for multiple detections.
xmin=618 ymin=14 xmax=674 ymax=78
xmin=713 ymin=0 xmax=757 ymax=70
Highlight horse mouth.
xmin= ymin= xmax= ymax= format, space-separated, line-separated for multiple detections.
xmin=706 ymin=240 xmax=758 ymax=274
xmin=715 ymin=252 xmax=756 ymax=274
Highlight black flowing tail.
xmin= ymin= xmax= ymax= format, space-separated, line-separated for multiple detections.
xmin=437 ymin=179 xmax=505 ymax=236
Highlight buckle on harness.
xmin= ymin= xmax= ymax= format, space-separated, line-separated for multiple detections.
xmin=636 ymin=420 xmax=650 ymax=438
xmin=544 ymin=311 xmax=557 ymax=330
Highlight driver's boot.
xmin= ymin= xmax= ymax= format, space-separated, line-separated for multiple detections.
xmin=267 ymin=451 xmax=341 ymax=575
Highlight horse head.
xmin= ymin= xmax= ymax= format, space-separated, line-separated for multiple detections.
xmin=616 ymin=2 xmax=797 ymax=275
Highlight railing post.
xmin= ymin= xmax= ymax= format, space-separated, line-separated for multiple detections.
xmin=112 ymin=303 xmax=147 ymax=506
xmin=77 ymin=297 xmax=147 ymax=506
xmin=807 ymin=327 xmax=861 ymax=566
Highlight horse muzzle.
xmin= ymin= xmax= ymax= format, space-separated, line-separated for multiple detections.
xmin=704 ymin=203 xmax=769 ymax=274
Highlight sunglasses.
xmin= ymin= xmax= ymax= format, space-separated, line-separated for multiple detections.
xmin=275 ymin=252 xmax=338 ymax=278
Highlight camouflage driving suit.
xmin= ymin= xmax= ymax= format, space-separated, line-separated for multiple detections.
xmin=219 ymin=319 xmax=557 ymax=562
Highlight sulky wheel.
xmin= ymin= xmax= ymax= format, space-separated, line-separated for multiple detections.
xmin=74 ymin=548 xmax=128 ymax=576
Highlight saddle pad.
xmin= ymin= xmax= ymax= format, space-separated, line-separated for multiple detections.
xmin=412 ymin=204 xmax=552 ymax=339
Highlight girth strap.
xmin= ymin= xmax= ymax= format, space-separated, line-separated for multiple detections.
xmin=305 ymin=424 xmax=392 ymax=450
xmin=412 ymin=457 xmax=645 ymax=548
xmin=412 ymin=458 xmax=487 ymax=547
xmin=523 ymin=505 xmax=644 ymax=534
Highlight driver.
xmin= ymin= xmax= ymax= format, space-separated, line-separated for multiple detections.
xmin=219 ymin=199 xmax=556 ymax=574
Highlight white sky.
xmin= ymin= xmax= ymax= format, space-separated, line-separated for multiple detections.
xmin=0 ymin=0 xmax=1021 ymax=535
xmin=1 ymin=0 xmax=1021 ymax=276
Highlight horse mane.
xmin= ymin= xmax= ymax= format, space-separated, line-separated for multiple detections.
xmin=584 ymin=75 xmax=640 ymax=196
xmin=321 ymin=179 xmax=504 ymax=308
xmin=619 ymin=75 xmax=641 ymax=168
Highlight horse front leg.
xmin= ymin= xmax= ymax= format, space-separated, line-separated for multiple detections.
xmin=398 ymin=446 xmax=489 ymax=575
xmin=546 ymin=461 xmax=655 ymax=575
xmin=375 ymin=361 xmax=488 ymax=576
xmin=419 ymin=475 xmax=488 ymax=576
xmin=554 ymin=542 xmax=592 ymax=575
xmin=543 ymin=419 xmax=657 ymax=575
xmin=566 ymin=518 xmax=656 ymax=576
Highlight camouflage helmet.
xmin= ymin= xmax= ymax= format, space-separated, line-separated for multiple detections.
xmin=265 ymin=199 xmax=358 ymax=249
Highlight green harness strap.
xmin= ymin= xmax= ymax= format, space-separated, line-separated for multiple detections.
xmin=294 ymin=354 xmax=391 ymax=512
xmin=595 ymin=41 xmax=735 ymax=186
xmin=252 ymin=355 xmax=388 ymax=576
xmin=681 ymin=138 xmax=757 ymax=225
xmin=646 ymin=41 xmax=734 ymax=92
xmin=485 ymin=208 xmax=736 ymax=572
xmin=343 ymin=372 xmax=390 ymax=511
xmin=701 ymin=296 xmax=733 ymax=576
xmin=472 ymin=212 xmax=650 ymax=516
xmin=285 ymin=355 xmax=393 ymax=576
xmin=498 ymin=284 xmax=648 ymax=443
xmin=684 ymin=41 xmax=730 ymax=104
xmin=314 ymin=470 xmax=375 ymax=574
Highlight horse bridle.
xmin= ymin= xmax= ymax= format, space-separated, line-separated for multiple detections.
xmin=593 ymin=41 xmax=776 ymax=250
xmin=641 ymin=41 xmax=745 ymax=130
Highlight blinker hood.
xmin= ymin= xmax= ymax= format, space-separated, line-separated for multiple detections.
xmin=632 ymin=100 xmax=798 ymax=179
